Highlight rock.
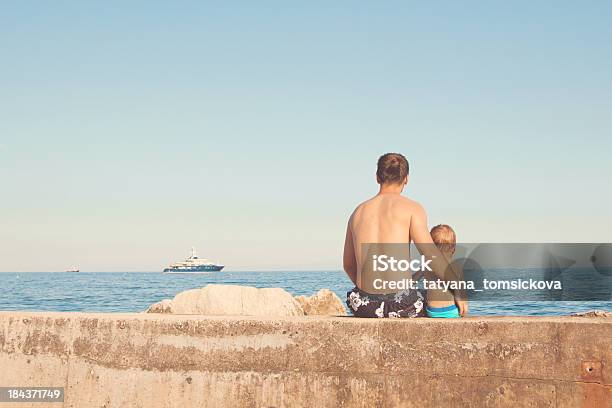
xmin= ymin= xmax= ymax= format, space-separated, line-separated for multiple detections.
xmin=295 ymin=289 xmax=347 ymax=316
xmin=570 ymin=310 xmax=612 ymax=318
xmin=146 ymin=299 xmax=173 ymax=314
xmin=146 ymin=284 xmax=305 ymax=317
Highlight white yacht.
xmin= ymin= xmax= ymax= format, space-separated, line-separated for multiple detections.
xmin=163 ymin=247 xmax=224 ymax=273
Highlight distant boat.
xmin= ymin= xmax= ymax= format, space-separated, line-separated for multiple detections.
xmin=66 ymin=267 xmax=80 ymax=273
xmin=163 ymin=247 xmax=224 ymax=273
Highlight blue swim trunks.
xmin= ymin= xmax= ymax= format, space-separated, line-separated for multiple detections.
xmin=426 ymin=304 xmax=460 ymax=318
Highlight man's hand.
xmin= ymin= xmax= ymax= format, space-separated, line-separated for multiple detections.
xmin=455 ymin=299 xmax=469 ymax=317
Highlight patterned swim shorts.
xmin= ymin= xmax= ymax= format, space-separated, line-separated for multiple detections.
xmin=346 ymin=286 xmax=426 ymax=318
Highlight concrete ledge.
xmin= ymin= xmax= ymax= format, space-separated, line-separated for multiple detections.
xmin=0 ymin=312 xmax=610 ymax=407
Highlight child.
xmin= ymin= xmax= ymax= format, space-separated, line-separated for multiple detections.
xmin=425 ymin=224 xmax=463 ymax=318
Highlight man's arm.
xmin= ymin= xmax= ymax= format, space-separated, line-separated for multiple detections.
xmin=409 ymin=203 xmax=446 ymax=278
xmin=453 ymin=263 xmax=468 ymax=317
xmin=343 ymin=221 xmax=358 ymax=286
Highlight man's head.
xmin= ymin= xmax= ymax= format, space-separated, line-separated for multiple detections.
xmin=376 ymin=153 xmax=409 ymax=187
xmin=430 ymin=224 xmax=456 ymax=256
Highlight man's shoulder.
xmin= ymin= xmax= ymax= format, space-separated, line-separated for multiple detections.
xmin=352 ymin=194 xmax=379 ymax=210
xmin=352 ymin=195 xmax=425 ymax=214
xmin=350 ymin=199 xmax=370 ymax=219
xmin=389 ymin=197 xmax=426 ymax=224
xmin=393 ymin=195 xmax=425 ymax=211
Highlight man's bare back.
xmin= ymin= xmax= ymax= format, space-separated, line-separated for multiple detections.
xmin=344 ymin=193 xmax=431 ymax=286
xmin=351 ymin=194 xmax=417 ymax=244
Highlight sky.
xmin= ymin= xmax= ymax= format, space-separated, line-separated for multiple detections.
xmin=1 ymin=1 xmax=611 ymax=272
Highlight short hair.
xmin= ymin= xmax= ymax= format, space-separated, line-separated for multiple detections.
xmin=376 ymin=153 xmax=409 ymax=185
xmin=430 ymin=224 xmax=456 ymax=254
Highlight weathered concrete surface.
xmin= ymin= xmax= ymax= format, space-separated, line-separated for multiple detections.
xmin=0 ymin=312 xmax=610 ymax=408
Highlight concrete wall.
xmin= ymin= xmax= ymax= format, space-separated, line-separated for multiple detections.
xmin=0 ymin=311 xmax=610 ymax=408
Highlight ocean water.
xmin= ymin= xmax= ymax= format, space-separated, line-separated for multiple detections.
xmin=0 ymin=271 xmax=610 ymax=316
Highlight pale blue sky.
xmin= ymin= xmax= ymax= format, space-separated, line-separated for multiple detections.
xmin=1 ymin=1 xmax=611 ymax=271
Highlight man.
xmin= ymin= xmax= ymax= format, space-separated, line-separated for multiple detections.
xmin=343 ymin=153 xmax=467 ymax=318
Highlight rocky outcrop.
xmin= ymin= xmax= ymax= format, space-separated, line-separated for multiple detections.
xmin=295 ymin=289 xmax=346 ymax=316
xmin=146 ymin=285 xmax=347 ymax=317
xmin=146 ymin=284 xmax=305 ymax=317
xmin=571 ymin=310 xmax=612 ymax=318
xmin=146 ymin=298 xmax=173 ymax=314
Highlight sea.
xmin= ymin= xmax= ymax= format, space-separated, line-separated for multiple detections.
xmin=0 ymin=271 xmax=610 ymax=316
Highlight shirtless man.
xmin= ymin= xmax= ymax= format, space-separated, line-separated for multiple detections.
xmin=344 ymin=153 xmax=467 ymax=318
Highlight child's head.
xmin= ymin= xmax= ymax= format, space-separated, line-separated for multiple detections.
xmin=430 ymin=224 xmax=456 ymax=256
